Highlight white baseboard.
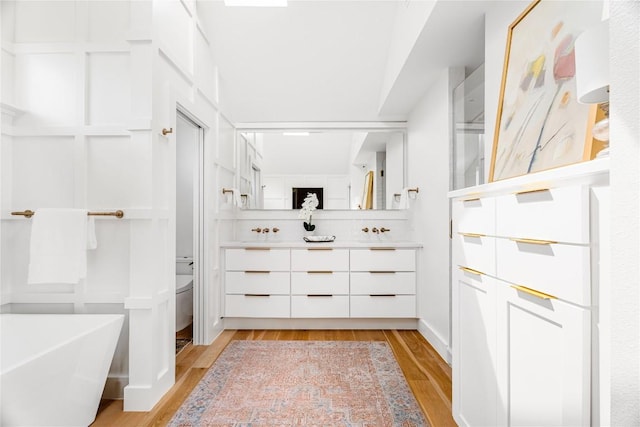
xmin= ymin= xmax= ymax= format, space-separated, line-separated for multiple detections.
xmin=418 ymin=318 xmax=451 ymax=364
xmin=223 ymin=318 xmax=419 ymax=330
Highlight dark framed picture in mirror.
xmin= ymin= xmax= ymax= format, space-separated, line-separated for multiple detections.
xmin=292 ymin=187 xmax=324 ymax=210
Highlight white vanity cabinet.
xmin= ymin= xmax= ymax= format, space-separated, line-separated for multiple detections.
xmin=224 ymin=248 xmax=291 ymax=318
xmin=450 ymin=162 xmax=608 ymax=427
xmin=349 ymin=248 xmax=417 ymax=318
xmin=290 ymin=248 xmax=349 ymax=318
xmin=496 ymin=282 xmax=590 ymax=427
xmin=452 ymin=196 xmax=498 ymax=427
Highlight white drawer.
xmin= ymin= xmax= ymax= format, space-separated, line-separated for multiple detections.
xmin=291 ymin=272 xmax=349 ymax=295
xmin=496 ymin=238 xmax=590 ymax=306
xmin=291 ymin=248 xmax=349 ymax=271
xmin=225 ymin=248 xmax=290 ymax=271
xmin=225 ymin=294 xmax=290 ymax=318
xmin=453 ymin=234 xmax=496 ymax=276
xmin=350 ymin=295 xmax=416 ymax=318
xmin=225 ymin=271 xmax=290 ymax=295
xmin=350 ymin=249 xmax=415 ymax=271
xmin=453 ymin=196 xmax=496 ymax=236
xmin=350 ymin=272 xmax=416 ymax=295
xmin=291 ymin=295 xmax=349 ymax=318
xmin=495 ymin=186 xmax=589 ymax=244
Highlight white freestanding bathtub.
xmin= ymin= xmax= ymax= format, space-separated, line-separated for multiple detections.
xmin=0 ymin=314 xmax=124 ymax=427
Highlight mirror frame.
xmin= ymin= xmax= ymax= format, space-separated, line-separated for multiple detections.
xmin=234 ymin=124 xmax=408 ymax=211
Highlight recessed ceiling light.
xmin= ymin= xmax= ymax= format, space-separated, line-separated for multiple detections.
xmin=283 ymin=132 xmax=310 ymax=136
xmin=224 ymin=0 xmax=287 ymax=6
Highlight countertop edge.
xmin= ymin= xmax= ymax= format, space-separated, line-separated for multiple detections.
xmin=220 ymin=241 xmax=423 ymax=249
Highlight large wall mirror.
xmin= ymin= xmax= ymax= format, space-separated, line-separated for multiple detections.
xmin=236 ymin=129 xmax=406 ymax=210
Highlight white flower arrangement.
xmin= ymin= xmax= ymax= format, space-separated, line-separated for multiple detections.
xmin=298 ymin=192 xmax=318 ymax=231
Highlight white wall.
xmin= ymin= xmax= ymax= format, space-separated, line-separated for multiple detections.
xmin=407 ymin=67 xmax=464 ymax=362
xmin=0 ymin=0 xmax=228 ymax=412
xmin=609 ymin=2 xmax=640 ymax=424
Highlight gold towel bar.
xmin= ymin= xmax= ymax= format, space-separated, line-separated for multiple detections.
xmin=11 ymin=210 xmax=124 ymax=219
xmin=222 ymin=188 xmax=234 ymax=195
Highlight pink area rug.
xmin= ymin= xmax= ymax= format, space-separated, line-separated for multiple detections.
xmin=169 ymin=340 xmax=428 ymax=426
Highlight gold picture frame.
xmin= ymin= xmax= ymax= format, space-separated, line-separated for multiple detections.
xmin=361 ymin=171 xmax=374 ymax=210
xmin=489 ymin=0 xmax=602 ymax=182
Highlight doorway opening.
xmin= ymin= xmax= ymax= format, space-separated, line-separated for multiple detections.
xmin=175 ymin=111 xmax=204 ymax=353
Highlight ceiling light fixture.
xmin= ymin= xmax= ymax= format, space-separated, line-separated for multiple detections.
xmin=224 ymin=0 xmax=287 ymax=7
xmin=283 ymin=132 xmax=310 ymax=136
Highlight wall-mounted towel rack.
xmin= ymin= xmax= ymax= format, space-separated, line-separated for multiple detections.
xmin=393 ymin=188 xmax=420 ymax=201
xmin=11 ymin=210 xmax=125 ymax=219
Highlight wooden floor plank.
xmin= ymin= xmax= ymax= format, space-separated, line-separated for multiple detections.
xmin=92 ymin=329 xmax=454 ymax=426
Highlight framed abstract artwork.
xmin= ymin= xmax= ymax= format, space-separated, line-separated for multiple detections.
xmin=489 ymin=0 xmax=603 ymax=181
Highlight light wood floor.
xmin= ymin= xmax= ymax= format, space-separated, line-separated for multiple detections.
xmin=91 ymin=330 xmax=455 ymax=426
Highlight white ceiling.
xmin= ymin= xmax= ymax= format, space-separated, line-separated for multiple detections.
xmin=204 ymin=0 xmax=489 ymax=124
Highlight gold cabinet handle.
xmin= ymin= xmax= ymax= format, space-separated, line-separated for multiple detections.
xmin=369 ymin=294 xmax=396 ymax=297
xmin=245 ymin=247 xmax=271 ymax=251
xmin=307 ymin=271 xmax=333 ymax=274
xmin=511 ymin=285 xmax=557 ymax=300
xmin=307 ymin=247 xmax=333 ymax=251
xmin=510 ymin=238 xmax=557 ymax=245
xmin=514 ymin=188 xmax=550 ymax=195
xmin=244 ymin=270 xmax=270 ymax=274
xmin=370 ymin=247 xmax=396 ymax=251
xmin=462 ymin=197 xmax=480 ymax=202
xmin=244 ymin=294 xmax=270 ymax=297
xmin=307 ymin=294 xmax=333 ymax=297
xmin=459 ymin=232 xmax=486 ymax=238
xmin=369 ymin=271 xmax=396 ymax=274
xmin=459 ymin=266 xmax=484 ymax=276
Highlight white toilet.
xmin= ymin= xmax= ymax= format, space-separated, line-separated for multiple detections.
xmin=176 ymin=258 xmax=193 ymax=331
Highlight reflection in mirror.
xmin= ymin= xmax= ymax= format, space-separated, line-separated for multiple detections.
xmin=236 ymin=130 xmax=405 ymax=210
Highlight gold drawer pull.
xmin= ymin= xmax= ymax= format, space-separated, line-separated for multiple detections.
xmin=459 ymin=232 xmax=486 ymax=238
xmin=307 ymin=271 xmax=333 ymax=274
xmin=462 ymin=197 xmax=480 ymax=202
xmin=307 ymin=248 xmax=333 ymax=251
xmin=511 ymin=285 xmax=557 ymax=300
xmin=510 ymin=238 xmax=557 ymax=245
xmin=245 ymin=247 xmax=271 ymax=251
xmin=307 ymin=294 xmax=333 ymax=297
xmin=459 ymin=266 xmax=484 ymax=276
xmin=370 ymin=247 xmax=396 ymax=251
xmin=370 ymin=294 xmax=396 ymax=297
xmin=369 ymin=271 xmax=396 ymax=274
xmin=514 ymin=188 xmax=550 ymax=196
xmin=244 ymin=270 xmax=270 ymax=274
xmin=244 ymin=293 xmax=270 ymax=297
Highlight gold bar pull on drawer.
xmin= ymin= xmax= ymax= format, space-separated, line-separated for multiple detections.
xmin=307 ymin=247 xmax=333 ymax=251
xmin=244 ymin=294 xmax=270 ymax=297
xmin=511 ymin=285 xmax=557 ymax=300
xmin=369 ymin=271 xmax=396 ymax=274
xmin=307 ymin=271 xmax=333 ymax=274
xmin=370 ymin=247 xmax=396 ymax=251
xmin=370 ymin=294 xmax=397 ymax=297
xmin=514 ymin=188 xmax=550 ymax=195
xmin=245 ymin=247 xmax=271 ymax=251
xmin=510 ymin=238 xmax=557 ymax=245
xmin=307 ymin=294 xmax=333 ymax=297
xmin=459 ymin=266 xmax=485 ymax=276
xmin=459 ymin=232 xmax=486 ymax=238
xmin=244 ymin=270 xmax=270 ymax=274
xmin=462 ymin=197 xmax=480 ymax=202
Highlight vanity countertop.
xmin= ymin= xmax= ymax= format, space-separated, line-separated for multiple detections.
xmin=220 ymin=240 xmax=423 ymax=249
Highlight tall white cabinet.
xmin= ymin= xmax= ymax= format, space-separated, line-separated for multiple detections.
xmin=449 ymin=160 xmax=609 ymax=427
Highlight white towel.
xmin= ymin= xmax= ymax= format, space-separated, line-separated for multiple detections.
xmin=28 ymin=209 xmax=91 ymax=284
xmin=397 ymin=188 xmax=410 ymax=210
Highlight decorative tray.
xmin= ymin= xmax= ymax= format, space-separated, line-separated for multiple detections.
xmin=303 ymin=235 xmax=336 ymax=243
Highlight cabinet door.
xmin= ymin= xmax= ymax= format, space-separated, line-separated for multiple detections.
xmin=453 ymin=269 xmax=497 ymax=427
xmin=496 ymin=283 xmax=590 ymax=427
